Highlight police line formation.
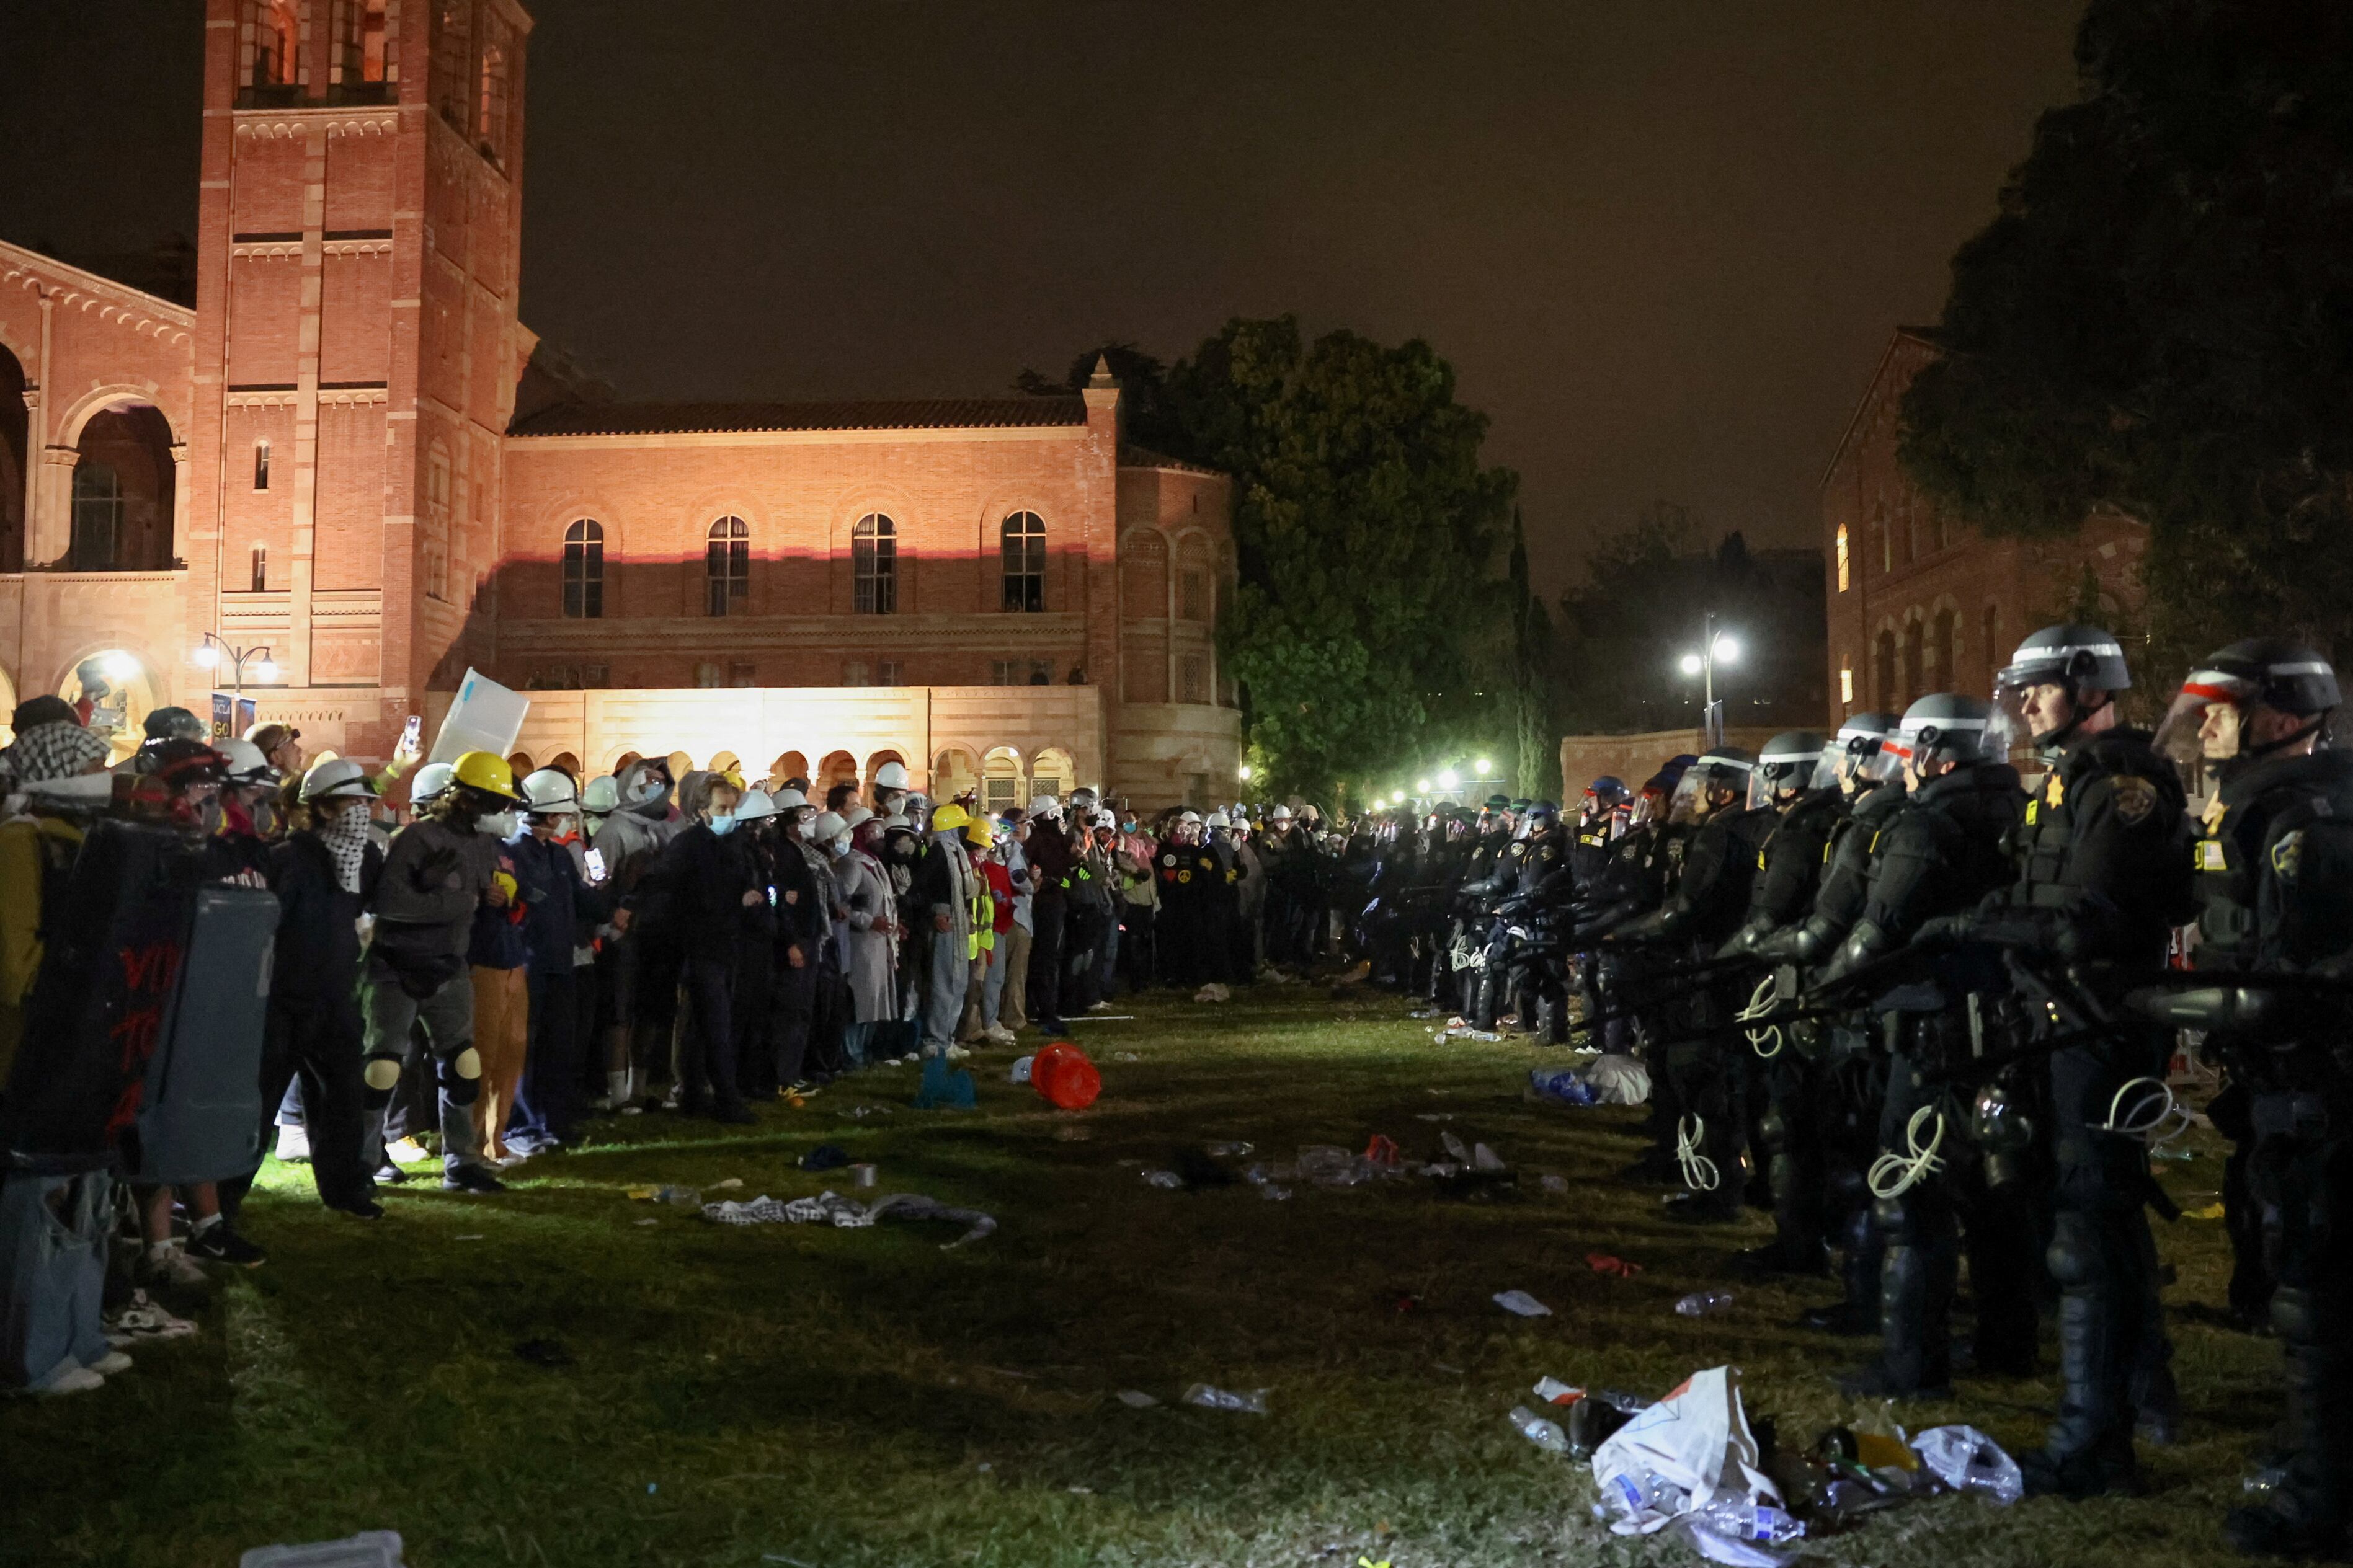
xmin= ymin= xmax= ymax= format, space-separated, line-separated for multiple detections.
xmin=0 ymin=624 xmax=2347 ymax=1559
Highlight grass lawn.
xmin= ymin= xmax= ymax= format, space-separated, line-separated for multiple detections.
xmin=2 ymin=985 xmax=2274 ymax=1568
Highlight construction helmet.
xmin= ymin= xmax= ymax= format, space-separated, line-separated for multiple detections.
xmin=521 ymin=768 xmax=580 ymax=815
xmin=1027 ymin=794 xmax=1063 ymax=818
xmin=409 ymin=761 xmax=456 ymax=804
xmin=930 ymin=802 xmax=971 ymax=833
xmin=300 ymin=756 xmax=377 ymax=804
xmin=450 ymin=750 xmax=522 ymax=800
xmin=734 ymin=787 xmax=781 ymax=822
xmin=218 ymin=738 xmax=277 ymax=786
xmin=771 ymin=786 xmax=809 ymax=811
xmin=873 ymin=760 xmax=910 ymax=791
xmin=580 ymin=774 xmax=620 ymax=815
xmin=964 ymin=815 xmax=992 ymax=848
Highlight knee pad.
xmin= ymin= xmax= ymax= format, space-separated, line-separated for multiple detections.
xmin=1757 ymin=1107 xmax=1789 ymax=1156
xmin=2045 ymin=1213 xmax=2101 ymax=1290
xmin=362 ymin=1053 xmax=403 ymax=1110
xmin=440 ymin=1045 xmax=483 ymax=1107
xmin=1872 ymin=1194 xmax=1918 ymax=1245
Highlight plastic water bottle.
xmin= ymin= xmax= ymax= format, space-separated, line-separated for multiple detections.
xmin=1675 ymin=1290 xmax=1735 ymax=1317
xmin=654 ymin=1185 xmax=701 ymax=1208
xmin=1508 ymin=1406 xmax=1570 ymax=1455
xmin=1601 ymin=1467 xmax=1688 ymax=1524
xmin=1693 ymin=1498 xmax=1804 ymax=1544
xmin=1531 ymin=1068 xmax=1599 ymax=1105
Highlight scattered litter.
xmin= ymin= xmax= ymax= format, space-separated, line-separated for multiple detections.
xmin=836 ymin=1104 xmax=895 ymax=1118
xmin=634 ymin=1218 xmax=659 ymax=1226
xmin=1259 ymin=1184 xmax=1293 ymax=1202
xmin=1441 ymin=1131 xmax=1472 ymax=1162
xmin=1472 ymin=1142 xmax=1505 ymax=1171
xmin=1052 ymin=1123 xmax=1092 ymax=1141
xmin=1068 ymin=1015 xmax=1137 ymax=1022
xmin=1510 ymin=1404 xmax=1571 ymax=1454
xmin=512 ymin=1337 xmax=575 ymax=1369
xmin=1908 ymin=1425 xmax=2022 ymax=1504
xmin=239 ymin=1531 xmax=408 ymax=1568
xmin=1540 ymin=1174 xmax=1570 ymax=1195
xmin=1414 ymin=1113 xmax=1457 ymax=1122
xmin=1116 ymin=1389 xmax=1160 ymax=1408
xmin=713 ymin=1177 xmax=744 ymax=1190
xmin=1534 ymin=1376 xmax=1585 ymax=1406
xmin=1591 ymin=1366 xmax=1782 ymax=1539
xmin=1203 ymin=1140 xmax=1255 ymax=1158
xmin=453 ymin=1234 xmax=486 ymax=1241
xmin=799 ymin=1146 xmax=851 ymax=1172
xmin=1067 ymin=1485 xmax=1092 ymax=1495
xmin=2189 ymin=1202 xmax=2226 ymax=1220
xmin=914 ymin=1052 xmax=979 ymax=1110
xmin=1010 ymin=1055 xmax=1035 ymax=1084
xmin=1364 ymin=1134 xmax=1402 ymax=1168
xmin=1493 ymin=1288 xmax=1553 ymax=1318
xmin=1181 ymin=1382 xmax=1268 ymax=1414
xmin=1114 ymin=1051 xmax=1142 ymax=1061
xmin=1141 ymin=1169 xmax=1185 ymax=1189
xmin=701 ymin=1190 xmax=996 ymax=1248
xmin=1588 ymin=1252 xmax=1644 ymax=1278
xmin=848 ymin=1163 xmax=878 ymax=1189
xmin=1675 ymin=1291 xmax=1735 ymax=1318
xmin=1296 ymin=1145 xmax=1374 ymax=1188
xmin=1031 ymin=1041 xmax=1103 ymax=1110
xmin=1531 ymin=1068 xmax=1602 ymax=1107
xmin=1436 ymin=1025 xmax=1503 ymax=1042
xmin=1193 ymin=983 xmax=1232 ymax=1003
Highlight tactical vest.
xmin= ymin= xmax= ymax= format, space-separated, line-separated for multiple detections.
xmin=2195 ymin=754 xmax=2353 ymax=971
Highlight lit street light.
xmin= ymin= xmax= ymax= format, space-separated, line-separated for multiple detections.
xmin=1437 ymin=768 xmax=1459 ymax=789
xmin=193 ymin=632 xmax=277 ymax=711
xmin=1416 ymin=777 xmax=1431 ymax=792
xmin=1474 ymin=757 xmax=1492 ymax=776
xmin=1237 ymin=764 xmax=1253 ymax=781
xmin=1677 ymin=613 xmax=1740 ymax=745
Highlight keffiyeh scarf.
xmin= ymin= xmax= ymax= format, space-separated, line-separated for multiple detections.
xmin=1 ymin=721 xmax=110 ymax=792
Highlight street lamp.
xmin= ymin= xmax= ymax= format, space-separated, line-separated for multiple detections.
xmin=193 ymin=632 xmax=277 ymax=703
xmin=1390 ymin=790 xmax=1405 ymax=805
xmin=1237 ymin=764 xmax=1253 ymax=782
xmin=1676 ymin=613 xmax=1740 ymax=745
xmin=1437 ymin=768 xmax=1459 ymax=790
xmin=1474 ymin=756 xmax=1492 ymax=776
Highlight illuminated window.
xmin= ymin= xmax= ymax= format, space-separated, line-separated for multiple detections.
xmin=705 ymin=516 xmax=748 ymax=616
xmin=254 ymin=440 xmax=271 ymax=491
xmin=853 ymin=513 xmax=896 ymax=614
xmin=563 ymin=518 xmax=603 ymax=619
xmin=1001 ymin=511 xmax=1044 ymax=612
xmin=1839 ymin=666 xmax=1854 ymax=705
xmin=1834 ymin=523 xmax=1849 ymax=592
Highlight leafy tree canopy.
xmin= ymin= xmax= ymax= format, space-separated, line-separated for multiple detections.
xmin=1899 ymin=0 xmax=2353 ymax=663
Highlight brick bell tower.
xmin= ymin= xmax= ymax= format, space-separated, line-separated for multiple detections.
xmin=190 ymin=0 xmax=530 ymax=759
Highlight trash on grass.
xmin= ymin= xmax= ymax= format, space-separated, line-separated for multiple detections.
xmin=1116 ymin=1389 xmax=1160 ymax=1408
xmin=1010 ymin=1055 xmax=1035 ymax=1084
xmin=1364 ymin=1134 xmax=1402 ymax=1167
xmin=914 ymin=1052 xmax=978 ymax=1110
xmin=628 ymin=1185 xmax=700 ymax=1208
xmin=1193 ymin=983 xmax=1231 ymax=1003
xmin=1260 ymin=1184 xmax=1293 ymax=1201
xmin=799 ymin=1145 xmax=851 ymax=1172
xmin=1031 ymin=1041 xmax=1103 ymax=1110
xmin=1591 ymin=1366 xmax=1781 ymax=1538
xmin=1531 ymin=1068 xmax=1602 ymax=1107
xmin=239 ymin=1531 xmax=409 ymax=1568
xmin=1297 ymin=1145 xmax=1371 ymax=1188
xmin=1114 ymin=1050 xmax=1142 ymax=1061
xmin=1908 ymin=1425 xmax=2024 ymax=1505
xmin=1493 ymin=1288 xmax=1553 ymax=1318
xmin=1141 ymin=1169 xmax=1185 ymax=1189
xmin=1534 ymin=1376 xmax=1584 ymax=1406
xmin=1540 ymin=1172 xmax=1570 ymax=1194
xmin=701 ymin=1190 xmax=996 ymax=1248
xmin=1203 ymin=1140 xmax=1254 ymax=1158
xmin=1441 ymin=1130 xmax=1472 ymax=1163
xmin=1472 ymin=1142 xmax=1505 ymax=1171
xmin=1510 ymin=1404 xmax=1571 ymax=1453
xmin=1675 ymin=1291 xmax=1735 ymax=1318
xmin=2189 ymin=1201 xmax=2226 ymax=1220
xmin=1588 ymin=1252 xmax=1644 ymax=1278
xmin=1181 ymin=1382 xmax=1267 ymax=1414
xmin=713 ymin=1177 xmax=744 ymax=1190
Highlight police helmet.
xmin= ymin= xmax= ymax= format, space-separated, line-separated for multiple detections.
xmin=1750 ymin=731 xmax=1825 ymax=808
xmin=1814 ymin=712 xmax=1892 ymax=790
xmin=1996 ymin=623 xmax=2133 ymax=696
xmin=2155 ymin=638 xmax=2341 ymax=767
xmin=1583 ymin=776 xmax=1630 ymax=810
xmin=1869 ymin=693 xmax=2000 ymax=781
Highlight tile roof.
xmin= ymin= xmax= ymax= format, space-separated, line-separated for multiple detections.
xmin=1117 ymin=443 xmax=1223 ymax=477
xmin=510 ymin=395 xmax=1088 ymax=438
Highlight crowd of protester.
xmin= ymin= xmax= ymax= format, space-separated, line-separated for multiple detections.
xmin=0 ymin=696 xmax=1382 ymax=1394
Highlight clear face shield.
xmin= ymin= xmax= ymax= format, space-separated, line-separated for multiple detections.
xmin=1746 ymin=756 xmax=1810 ymax=812
xmin=1988 ymin=683 xmax=2042 ymax=761
xmin=1859 ymin=732 xmax=1913 ymax=787
xmin=2155 ymin=676 xmax=2251 ymax=766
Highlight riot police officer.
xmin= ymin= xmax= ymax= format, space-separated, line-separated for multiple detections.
xmin=1820 ymin=695 xmax=2024 ymax=1397
xmin=1614 ymin=748 xmax=1773 ymax=1223
xmin=2143 ymin=641 xmax=2352 ymax=1554
xmin=1983 ymin=624 xmax=2195 ymax=1495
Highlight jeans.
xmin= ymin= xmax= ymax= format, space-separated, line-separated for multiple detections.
xmin=510 ymin=968 xmax=582 ymax=1149
xmin=982 ymin=929 xmax=1013 ymax=1027
xmin=921 ymin=929 xmax=966 ymax=1055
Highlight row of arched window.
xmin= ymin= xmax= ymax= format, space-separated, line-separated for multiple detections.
xmin=558 ymin=512 xmax=1050 ymax=620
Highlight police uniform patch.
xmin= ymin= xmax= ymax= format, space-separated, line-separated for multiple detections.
xmin=2196 ymin=839 xmax=2228 ymax=872
xmin=2043 ymin=772 xmax=2066 ymax=809
xmin=2111 ymin=776 xmax=2157 ymax=825
xmin=2272 ymin=830 xmax=2305 ymax=881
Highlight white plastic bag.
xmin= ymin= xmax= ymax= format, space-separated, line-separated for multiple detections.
xmin=1008 ymin=1055 xmax=1034 ymax=1084
xmin=1590 ymin=1366 xmax=1779 ymax=1535
xmin=1909 ymin=1425 xmax=2024 ymax=1505
xmin=1493 ymin=1288 xmax=1553 ymax=1317
xmin=1584 ymin=1053 xmax=1652 ymax=1105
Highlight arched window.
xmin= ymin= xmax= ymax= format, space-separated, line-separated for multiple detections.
xmin=705 ymin=516 xmax=748 ymax=616
xmin=564 ymin=518 xmax=604 ymax=619
xmin=853 ymin=513 xmax=896 ymax=614
xmin=71 ymin=463 xmax=123 ymax=570
xmin=244 ymin=0 xmax=301 ymax=94
xmin=1834 ymin=523 xmax=1849 ymax=593
xmin=1001 ymin=511 xmax=1045 ymax=612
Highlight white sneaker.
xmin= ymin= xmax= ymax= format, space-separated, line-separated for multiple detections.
xmin=384 ymin=1136 xmax=431 ymax=1165
xmin=140 ymin=1242 xmax=209 ymax=1290
xmin=1088 ymin=1001 xmax=1113 ymax=1012
xmin=944 ymin=1045 xmax=972 ymax=1061
xmin=272 ymin=1123 xmax=311 ymax=1163
xmin=984 ymin=1025 xmax=1016 ymax=1045
xmin=37 ymin=1366 xmax=105 ymax=1396
xmin=84 ymin=1350 xmax=133 ymax=1376
xmin=105 ymin=1290 xmax=198 ymax=1347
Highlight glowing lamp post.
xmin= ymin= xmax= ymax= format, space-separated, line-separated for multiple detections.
xmin=1678 ymin=614 xmax=1738 ymax=746
xmin=192 ymin=633 xmax=278 ymax=704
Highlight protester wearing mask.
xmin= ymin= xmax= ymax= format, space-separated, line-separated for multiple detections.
xmin=0 ymin=712 xmax=112 ymax=1086
xmin=362 ymin=749 xmax=519 ymax=1193
xmin=659 ymin=773 xmax=763 ymax=1123
xmin=592 ymin=758 xmax=683 ymax=1112
xmin=829 ymin=808 xmax=899 ymax=1066
xmin=766 ymin=790 xmax=830 ymax=1090
xmin=995 ymin=810 xmax=1034 ymax=1033
xmin=910 ymin=804 xmax=978 ymax=1056
xmin=728 ymin=788 xmax=785 ymax=1100
xmin=504 ymin=769 xmax=617 ymax=1154
xmin=1022 ymin=797 xmax=1075 ymax=1033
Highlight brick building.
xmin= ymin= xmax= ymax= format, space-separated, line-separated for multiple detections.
xmin=0 ymin=0 xmax=1241 ymax=810
xmin=1822 ymin=327 xmax=2148 ymax=725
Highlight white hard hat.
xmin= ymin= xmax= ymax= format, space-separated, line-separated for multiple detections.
xmin=218 ymin=738 xmax=275 ymax=786
xmin=734 ymin=787 xmax=780 ymax=822
xmin=1092 ymin=809 xmax=1116 ymax=828
xmin=772 ymin=786 xmax=808 ymax=811
xmin=881 ymin=813 xmax=912 ymax=831
xmin=300 ymin=756 xmax=377 ymax=804
xmin=842 ymin=805 xmax=874 ymax=831
xmin=580 ymin=774 xmax=619 ymax=814
xmin=1028 ymin=794 xmax=1063 ymax=818
xmin=810 ymin=810 xmax=848 ymax=845
xmin=521 ymin=768 xmax=580 ymax=814
xmin=411 ymin=761 xmax=456 ymax=804
xmin=1269 ymin=804 xmax=1292 ymax=822
xmin=1179 ymin=809 xmax=1203 ymax=824
xmin=1206 ymin=810 xmax=1231 ymax=829
xmin=873 ymin=761 xmax=910 ymax=790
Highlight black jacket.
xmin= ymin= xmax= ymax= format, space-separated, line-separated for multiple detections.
xmin=267 ymin=831 xmax=381 ymax=1011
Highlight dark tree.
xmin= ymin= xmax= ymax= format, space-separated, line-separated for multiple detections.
xmin=1899 ymin=0 xmax=2353 ymax=665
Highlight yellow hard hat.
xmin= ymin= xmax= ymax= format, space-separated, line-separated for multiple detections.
xmin=930 ymin=802 xmax=971 ymax=833
xmin=964 ymin=815 xmax=992 ymax=848
xmin=450 ymin=749 xmax=521 ymax=800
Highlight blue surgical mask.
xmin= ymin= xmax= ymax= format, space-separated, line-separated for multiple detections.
xmin=708 ymin=810 xmax=737 ymax=836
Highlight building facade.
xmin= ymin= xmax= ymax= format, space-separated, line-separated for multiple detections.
xmin=1822 ymin=327 xmax=2148 ymax=725
xmin=0 ymin=0 xmax=1241 ymax=810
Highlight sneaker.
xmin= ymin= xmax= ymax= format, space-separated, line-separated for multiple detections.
xmin=105 ymin=1290 xmax=198 ymax=1347
xmin=373 ymin=1162 xmax=412 ymax=1185
xmin=384 ymin=1136 xmax=432 ymax=1165
xmin=441 ymin=1163 xmax=508 ymax=1194
xmin=621 ymin=1101 xmax=644 ymax=1116
xmin=272 ymin=1123 xmax=312 ymax=1163
xmin=36 ymin=1366 xmax=105 ymax=1396
xmin=984 ymin=1025 xmax=1016 ymax=1045
xmin=84 ymin=1350 xmax=133 ymax=1376
xmin=943 ymin=1045 xmax=972 ymax=1061
xmin=188 ymin=1224 xmax=267 ymax=1268
xmin=136 ymin=1242 xmax=210 ymax=1291
xmin=1088 ymin=1001 xmax=1113 ymax=1012
xmin=326 ymin=1197 xmax=385 ymax=1220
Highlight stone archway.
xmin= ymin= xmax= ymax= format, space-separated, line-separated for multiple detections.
xmin=58 ymin=647 xmax=163 ymax=764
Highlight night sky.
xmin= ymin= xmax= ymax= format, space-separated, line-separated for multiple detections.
xmin=1 ymin=1 xmax=2083 ymax=595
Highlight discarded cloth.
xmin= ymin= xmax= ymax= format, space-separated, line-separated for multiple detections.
xmin=701 ymin=1189 xmax=997 ymax=1248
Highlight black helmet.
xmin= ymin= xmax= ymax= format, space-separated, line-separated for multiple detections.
xmin=1751 ymin=731 xmax=1825 ymax=808
xmin=1995 ymin=623 xmax=2133 ymax=695
xmin=2155 ymin=638 xmax=2339 ymax=769
xmin=1870 ymin=694 xmax=2000 ymax=781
